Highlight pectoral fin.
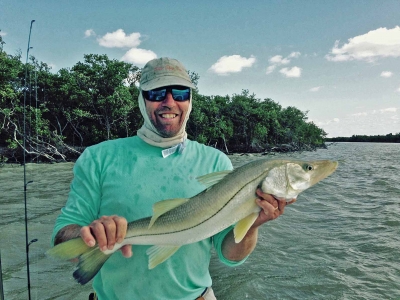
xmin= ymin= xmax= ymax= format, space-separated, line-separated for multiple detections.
xmin=149 ymin=198 xmax=189 ymax=228
xmin=196 ymin=170 xmax=232 ymax=189
xmin=146 ymin=245 xmax=181 ymax=269
xmin=234 ymin=212 xmax=259 ymax=243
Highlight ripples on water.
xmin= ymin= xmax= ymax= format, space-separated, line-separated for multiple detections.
xmin=211 ymin=143 xmax=400 ymax=299
xmin=1 ymin=143 xmax=399 ymax=299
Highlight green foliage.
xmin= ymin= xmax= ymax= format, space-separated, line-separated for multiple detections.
xmin=0 ymin=33 xmax=330 ymax=161
xmin=327 ymin=133 xmax=400 ymax=143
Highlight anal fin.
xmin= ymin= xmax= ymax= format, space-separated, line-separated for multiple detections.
xmin=146 ymin=245 xmax=181 ymax=269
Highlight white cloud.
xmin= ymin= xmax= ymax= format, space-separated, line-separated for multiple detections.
xmin=397 ymin=86 xmax=400 ymax=92
xmin=121 ymin=48 xmax=157 ymax=65
xmin=314 ymin=118 xmax=340 ymax=126
xmin=380 ymin=107 xmax=397 ymax=113
xmin=98 ymin=29 xmax=141 ymax=48
xmin=269 ymin=55 xmax=290 ymax=65
xmin=288 ymin=51 xmax=301 ymax=58
xmin=266 ymin=65 xmax=276 ymax=74
xmin=279 ymin=66 xmax=302 ymax=78
xmin=326 ymin=26 xmax=400 ymax=62
xmin=310 ymin=86 xmax=322 ymax=92
xmin=266 ymin=52 xmax=301 ymax=74
xmin=319 ymin=107 xmax=400 ymax=137
xmin=209 ymin=55 xmax=256 ymax=75
xmin=380 ymin=71 xmax=393 ymax=78
xmin=351 ymin=112 xmax=368 ymax=117
xmin=84 ymin=29 xmax=96 ymax=38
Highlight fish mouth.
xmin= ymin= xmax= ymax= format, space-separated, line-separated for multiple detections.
xmin=310 ymin=160 xmax=338 ymax=185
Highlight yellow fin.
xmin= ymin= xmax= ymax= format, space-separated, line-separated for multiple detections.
xmin=74 ymin=247 xmax=110 ymax=285
xmin=146 ymin=245 xmax=181 ymax=269
xmin=196 ymin=170 xmax=232 ymax=189
xmin=234 ymin=212 xmax=259 ymax=243
xmin=46 ymin=237 xmax=91 ymax=260
xmin=46 ymin=238 xmax=111 ymax=285
xmin=149 ymin=198 xmax=189 ymax=228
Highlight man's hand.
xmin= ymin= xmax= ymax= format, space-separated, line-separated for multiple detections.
xmin=222 ymin=189 xmax=296 ymax=261
xmin=251 ymin=188 xmax=296 ymax=228
xmin=80 ymin=215 xmax=132 ymax=258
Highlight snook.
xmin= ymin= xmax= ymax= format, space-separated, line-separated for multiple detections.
xmin=47 ymin=158 xmax=338 ymax=284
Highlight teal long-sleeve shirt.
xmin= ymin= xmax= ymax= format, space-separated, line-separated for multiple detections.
xmin=52 ymin=136 xmax=246 ymax=300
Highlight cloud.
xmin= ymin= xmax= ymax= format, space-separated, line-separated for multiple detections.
xmin=351 ymin=112 xmax=368 ymax=117
xmin=380 ymin=107 xmax=397 ymax=113
xmin=266 ymin=65 xmax=276 ymax=74
xmin=84 ymin=29 xmax=96 ymax=38
xmin=318 ymin=107 xmax=399 ymax=137
xmin=314 ymin=118 xmax=340 ymax=126
xmin=380 ymin=71 xmax=393 ymax=78
xmin=288 ymin=51 xmax=301 ymax=58
xmin=350 ymin=108 xmax=397 ymax=117
xmin=0 ymin=31 xmax=7 ymax=36
xmin=397 ymin=86 xmax=400 ymax=92
xmin=310 ymin=86 xmax=322 ymax=92
xmin=121 ymin=48 xmax=157 ymax=65
xmin=279 ymin=66 xmax=302 ymax=78
xmin=326 ymin=26 xmax=400 ymax=62
xmin=269 ymin=55 xmax=290 ymax=65
xmin=266 ymin=52 xmax=301 ymax=75
xmin=209 ymin=55 xmax=256 ymax=75
xmin=97 ymin=29 xmax=141 ymax=48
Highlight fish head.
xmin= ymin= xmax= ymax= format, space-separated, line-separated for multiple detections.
xmin=261 ymin=160 xmax=338 ymax=200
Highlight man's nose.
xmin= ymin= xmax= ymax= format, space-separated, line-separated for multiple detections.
xmin=161 ymin=91 xmax=175 ymax=105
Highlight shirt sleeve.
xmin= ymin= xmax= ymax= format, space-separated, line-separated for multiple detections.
xmin=51 ymin=148 xmax=101 ymax=245
xmin=212 ymin=226 xmax=248 ymax=267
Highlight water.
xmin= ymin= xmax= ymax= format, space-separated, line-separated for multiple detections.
xmin=0 ymin=143 xmax=399 ymax=299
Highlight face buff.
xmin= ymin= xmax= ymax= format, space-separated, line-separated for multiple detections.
xmin=137 ymin=91 xmax=193 ymax=158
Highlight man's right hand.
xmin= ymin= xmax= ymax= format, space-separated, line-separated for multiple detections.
xmin=80 ymin=215 xmax=133 ymax=258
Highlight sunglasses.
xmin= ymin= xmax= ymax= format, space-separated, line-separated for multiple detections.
xmin=142 ymin=85 xmax=191 ymax=102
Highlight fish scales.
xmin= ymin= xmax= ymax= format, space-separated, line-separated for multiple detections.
xmin=123 ymin=159 xmax=272 ymax=245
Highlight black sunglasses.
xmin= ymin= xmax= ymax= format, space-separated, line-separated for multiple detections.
xmin=142 ymin=85 xmax=191 ymax=102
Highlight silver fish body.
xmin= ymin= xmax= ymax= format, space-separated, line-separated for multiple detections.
xmin=47 ymin=158 xmax=338 ymax=284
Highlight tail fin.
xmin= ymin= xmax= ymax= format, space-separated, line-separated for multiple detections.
xmin=73 ymin=246 xmax=110 ymax=285
xmin=47 ymin=238 xmax=91 ymax=260
xmin=47 ymin=238 xmax=111 ymax=285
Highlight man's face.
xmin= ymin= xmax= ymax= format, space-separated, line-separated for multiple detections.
xmin=144 ymin=87 xmax=190 ymax=138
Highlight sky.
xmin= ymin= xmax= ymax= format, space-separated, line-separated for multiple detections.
xmin=1 ymin=0 xmax=400 ymax=137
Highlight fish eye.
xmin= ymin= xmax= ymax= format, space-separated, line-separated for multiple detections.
xmin=304 ymin=164 xmax=314 ymax=171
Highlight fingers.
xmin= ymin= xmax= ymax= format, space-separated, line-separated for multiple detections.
xmin=120 ymin=245 xmax=133 ymax=258
xmin=81 ymin=215 xmax=128 ymax=252
xmin=255 ymin=188 xmax=296 ymax=224
xmin=80 ymin=226 xmax=96 ymax=247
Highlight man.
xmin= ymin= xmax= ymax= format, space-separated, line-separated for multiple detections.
xmin=52 ymin=57 xmax=292 ymax=299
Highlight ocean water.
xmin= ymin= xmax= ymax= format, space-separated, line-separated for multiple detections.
xmin=0 ymin=143 xmax=399 ymax=299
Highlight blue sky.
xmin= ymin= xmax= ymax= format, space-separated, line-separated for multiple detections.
xmin=2 ymin=0 xmax=400 ymax=137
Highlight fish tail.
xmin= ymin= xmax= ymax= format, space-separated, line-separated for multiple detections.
xmin=46 ymin=238 xmax=111 ymax=285
xmin=74 ymin=246 xmax=110 ymax=285
xmin=47 ymin=238 xmax=92 ymax=260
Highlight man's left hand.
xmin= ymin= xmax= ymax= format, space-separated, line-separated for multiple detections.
xmin=251 ymin=188 xmax=296 ymax=228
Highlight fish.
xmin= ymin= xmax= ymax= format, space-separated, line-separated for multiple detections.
xmin=47 ymin=158 xmax=338 ymax=285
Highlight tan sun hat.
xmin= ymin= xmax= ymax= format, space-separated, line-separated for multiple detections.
xmin=140 ymin=57 xmax=195 ymax=91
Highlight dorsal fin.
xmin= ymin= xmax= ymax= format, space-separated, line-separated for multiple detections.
xmin=148 ymin=198 xmax=189 ymax=228
xmin=196 ymin=170 xmax=232 ymax=189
